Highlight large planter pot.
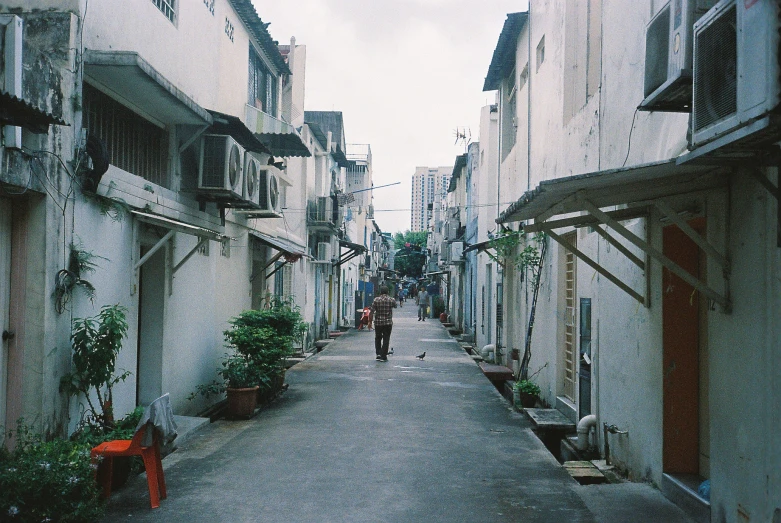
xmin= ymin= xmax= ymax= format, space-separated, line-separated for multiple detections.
xmin=439 ymin=313 xmax=448 ymax=323
xmin=226 ymin=386 xmax=259 ymax=418
xmin=256 ymin=372 xmax=286 ymax=404
xmin=520 ymin=392 xmax=538 ymax=409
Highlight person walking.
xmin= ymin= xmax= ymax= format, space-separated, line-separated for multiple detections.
xmin=370 ymin=285 xmax=397 ymax=361
xmin=416 ymin=287 xmax=429 ymax=321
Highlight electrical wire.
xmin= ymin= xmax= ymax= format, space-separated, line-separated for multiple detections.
xmin=622 ymin=108 xmax=639 ymax=167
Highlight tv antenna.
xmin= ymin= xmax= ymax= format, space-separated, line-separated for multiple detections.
xmin=453 ymin=127 xmax=471 ymax=151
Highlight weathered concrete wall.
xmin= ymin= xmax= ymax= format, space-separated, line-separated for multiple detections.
xmin=496 ymin=1 xmax=781 ymax=519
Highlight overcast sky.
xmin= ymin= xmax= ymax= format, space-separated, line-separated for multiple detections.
xmin=253 ymin=0 xmax=525 ymax=234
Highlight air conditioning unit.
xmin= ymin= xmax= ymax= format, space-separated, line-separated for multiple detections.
xmin=316 ymin=242 xmax=332 ymax=263
xmin=316 ymin=196 xmax=333 ymax=223
xmin=445 ymin=219 xmax=460 ymax=241
xmin=440 ymin=240 xmax=450 ymax=263
xmin=199 ymin=135 xmax=244 ymax=199
xmin=256 ymin=167 xmax=282 ymax=217
xmin=640 ymin=0 xmax=717 ymax=112
xmin=449 ymin=241 xmax=464 ymax=263
xmin=242 ymin=152 xmax=261 ymax=207
xmin=691 ymin=0 xmax=780 ymax=148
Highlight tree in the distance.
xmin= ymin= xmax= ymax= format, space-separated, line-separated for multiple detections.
xmin=393 ymin=230 xmax=428 ymax=278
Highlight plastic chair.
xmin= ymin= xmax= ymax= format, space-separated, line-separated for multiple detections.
xmin=91 ymin=420 xmax=167 ymax=508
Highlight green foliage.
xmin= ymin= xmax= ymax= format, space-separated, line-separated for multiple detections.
xmin=513 ymin=379 xmax=541 ymax=396
xmin=0 ymin=421 xmax=104 ymax=523
xmin=191 ymin=304 xmax=303 ymax=400
xmin=69 ymin=407 xmax=144 ymax=449
xmin=53 ymin=243 xmax=108 ymax=314
xmin=432 ymin=295 xmax=446 ymax=318
xmin=60 ymin=305 xmax=130 ymax=430
xmin=393 ymin=230 xmax=428 ymax=278
xmin=487 ymin=232 xmax=544 ymax=275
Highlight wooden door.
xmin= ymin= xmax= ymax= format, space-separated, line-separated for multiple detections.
xmin=662 ymin=221 xmax=702 ymax=474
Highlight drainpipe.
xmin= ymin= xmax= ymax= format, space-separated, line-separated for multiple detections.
xmin=577 ymin=414 xmax=597 ymax=450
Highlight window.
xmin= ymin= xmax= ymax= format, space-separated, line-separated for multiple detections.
xmin=536 ymin=35 xmax=545 ymax=71
xmin=82 ymin=83 xmax=170 ymax=188
xmin=563 ymin=0 xmax=602 ymax=123
xmin=520 ymin=64 xmax=529 ymax=90
xmin=152 ymin=0 xmax=176 ymax=23
xmin=502 ymin=66 xmax=518 ymax=158
xmin=248 ymin=47 xmax=278 ymax=116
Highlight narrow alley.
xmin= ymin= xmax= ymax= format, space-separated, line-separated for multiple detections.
xmin=101 ymin=305 xmax=693 ymax=523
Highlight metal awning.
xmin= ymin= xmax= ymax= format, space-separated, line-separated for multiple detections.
xmin=84 ymin=51 xmax=212 ymax=126
xmin=249 ymin=230 xmax=307 ymax=280
xmin=245 ymin=104 xmax=311 ymax=158
xmin=131 ymin=210 xmax=226 ymax=295
xmin=0 ymin=91 xmax=68 ymax=133
xmin=499 ymin=159 xmax=727 ymax=224
xmin=337 ymin=239 xmax=367 ymax=266
xmin=463 ymin=238 xmax=493 ymax=254
xmin=249 ymin=230 xmax=306 ymax=258
xmin=207 ymin=110 xmax=271 ymax=155
xmin=498 ymin=159 xmax=732 ymax=311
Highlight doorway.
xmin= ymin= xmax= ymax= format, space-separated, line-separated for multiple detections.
xmin=0 ymin=199 xmax=10 ymax=442
xmin=136 ymin=245 xmax=166 ymax=406
xmin=662 ymin=219 xmax=708 ymax=480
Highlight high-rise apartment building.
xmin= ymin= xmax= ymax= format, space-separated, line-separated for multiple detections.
xmin=410 ymin=166 xmax=452 ymax=232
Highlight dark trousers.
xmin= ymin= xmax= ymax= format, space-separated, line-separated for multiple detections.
xmin=375 ymin=324 xmax=392 ymax=356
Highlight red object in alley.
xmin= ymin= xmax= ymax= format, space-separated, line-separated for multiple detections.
xmin=91 ymin=423 xmax=167 ymax=509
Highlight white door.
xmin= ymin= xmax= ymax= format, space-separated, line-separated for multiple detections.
xmin=0 ymin=199 xmax=11 ymax=442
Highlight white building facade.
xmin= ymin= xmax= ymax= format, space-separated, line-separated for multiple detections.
xmin=485 ymin=3 xmax=780 ymax=522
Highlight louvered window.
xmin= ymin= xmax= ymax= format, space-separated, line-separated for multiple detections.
xmin=248 ymin=47 xmax=278 ymax=117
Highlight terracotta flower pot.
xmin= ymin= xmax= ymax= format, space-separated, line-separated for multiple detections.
xmin=226 ymin=386 xmax=259 ymax=418
xmin=439 ymin=313 xmax=448 ymax=322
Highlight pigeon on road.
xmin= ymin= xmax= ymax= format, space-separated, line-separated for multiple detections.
xmin=388 ymin=348 xmax=394 ymax=355
xmin=416 ymin=352 xmax=426 ymax=360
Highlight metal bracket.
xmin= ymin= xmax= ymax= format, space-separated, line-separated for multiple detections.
xmin=747 ymin=167 xmax=780 ymax=248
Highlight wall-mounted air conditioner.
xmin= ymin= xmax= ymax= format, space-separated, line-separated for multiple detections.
xmin=316 ymin=242 xmax=332 ymax=263
xmin=255 ymin=167 xmax=282 ymax=217
xmin=691 ymin=0 xmax=780 ymax=148
xmin=312 ymin=196 xmax=333 ymax=223
xmin=242 ymin=152 xmax=261 ymax=207
xmin=449 ymin=241 xmax=464 ymax=263
xmin=440 ymin=240 xmax=450 ymax=263
xmin=445 ymin=219 xmax=460 ymax=241
xmin=199 ymin=135 xmax=244 ymax=199
xmin=640 ymin=0 xmax=717 ymax=112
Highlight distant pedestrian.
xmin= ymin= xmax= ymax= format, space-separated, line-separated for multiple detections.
xmin=416 ymin=287 xmax=429 ymax=321
xmin=370 ymin=285 xmax=397 ymax=361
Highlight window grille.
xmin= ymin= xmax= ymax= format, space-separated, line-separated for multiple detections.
xmin=248 ymin=47 xmax=278 ymax=116
xmin=82 ymin=84 xmax=169 ymax=189
xmin=152 ymin=0 xmax=176 ymax=23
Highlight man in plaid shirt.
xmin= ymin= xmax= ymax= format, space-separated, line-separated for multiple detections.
xmin=370 ymin=285 xmax=397 ymax=361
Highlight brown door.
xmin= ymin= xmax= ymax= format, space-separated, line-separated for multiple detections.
xmin=662 ymin=220 xmax=703 ymax=474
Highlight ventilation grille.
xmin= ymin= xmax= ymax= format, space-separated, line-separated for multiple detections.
xmin=644 ymin=4 xmax=671 ymax=97
xmin=693 ymin=4 xmax=737 ymax=132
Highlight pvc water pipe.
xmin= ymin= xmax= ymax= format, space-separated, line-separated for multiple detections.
xmin=577 ymin=414 xmax=597 ymax=451
xmin=481 ymin=344 xmax=496 ymax=364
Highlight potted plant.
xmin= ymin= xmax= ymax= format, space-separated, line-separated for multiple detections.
xmin=224 ymin=304 xmax=303 ymax=400
xmin=513 ymin=379 xmax=541 ymax=409
xmin=220 ymin=354 xmax=261 ymax=418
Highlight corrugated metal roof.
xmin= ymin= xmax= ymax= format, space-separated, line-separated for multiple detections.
xmin=498 ymin=159 xmax=729 ymax=224
xmin=229 ymin=0 xmax=290 ymax=75
xmin=448 ymin=154 xmax=467 ymax=192
xmin=0 ymin=91 xmax=67 ymax=133
xmin=483 ymin=12 xmax=527 ymax=92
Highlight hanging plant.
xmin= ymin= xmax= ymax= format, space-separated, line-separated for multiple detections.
xmin=53 ymin=243 xmax=107 ymax=314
